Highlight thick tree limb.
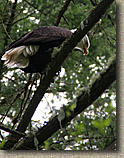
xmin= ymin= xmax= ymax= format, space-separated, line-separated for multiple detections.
xmin=13 ymin=55 xmax=116 ymax=150
xmin=2 ymin=0 xmax=115 ymax=150
xmin=104 ymin=139 xmax=116 ymax=150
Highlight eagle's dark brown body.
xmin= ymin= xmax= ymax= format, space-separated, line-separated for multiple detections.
xmin=2 ymin=26 xmax=90 ymax=73
xmin=5 ymin=26 xmax=72 ymax=73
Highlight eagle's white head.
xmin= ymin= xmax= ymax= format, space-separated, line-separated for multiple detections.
xmin=71 ymin=29 xmax=90 ymax=55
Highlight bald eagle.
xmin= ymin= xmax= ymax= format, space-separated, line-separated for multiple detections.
xmin=2 ymin=26 xmax=90 ymax=73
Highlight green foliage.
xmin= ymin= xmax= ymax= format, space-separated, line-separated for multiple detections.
xmin=0 ymin=0 xmax=116 ymax=150
xmin=0 ymin=139 xmax=5 ymax=149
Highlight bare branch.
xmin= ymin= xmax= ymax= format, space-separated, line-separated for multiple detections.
xmin=89 ymin=0 xmax=97 ymax=6
xmin=24 ymin=0 xmax=39 ymax=10
xmin=0 ymin=123 xmax=25 ymax=137
xmin=23 ymin=0 xmax=52 ymax=15
xmin=62 ymin=15 xmax=69 ymax=26
xmin=54 ymin=0 xmax=72 ymax=26
xmin=6 ymin=0 xmax=18 ymax=35
xmin=1 ymin=22 xmax=13 ymax=42
xmin=12 ymin=11 xmax=36 ymax=25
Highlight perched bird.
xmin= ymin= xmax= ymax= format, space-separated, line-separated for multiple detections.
xmin=2 ymin=26 xmax=90 ymax=73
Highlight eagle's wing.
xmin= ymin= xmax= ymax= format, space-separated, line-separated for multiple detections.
xmin=2 ymin=26 xmax=72 ymax=69
xmin=5 ymin=26 xmax=72 ymax=51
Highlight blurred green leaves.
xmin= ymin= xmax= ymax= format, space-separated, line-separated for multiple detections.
xmin=0 ymin=0 xmax=116 ymax=150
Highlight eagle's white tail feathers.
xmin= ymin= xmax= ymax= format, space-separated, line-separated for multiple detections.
xmin=2 ymin=45 xmax=39 ymax=68
xmin=2 ymin=46 xmax=28 ymax=68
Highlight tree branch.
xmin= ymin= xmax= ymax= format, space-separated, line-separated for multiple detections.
xmin=0 ymin=0 xmax=18 ymax=92
xmin=0 ymin=123 xmax=25 ymax=137
xmin=54 ymin=0 xmax=72 ymax=26
xmin=89 ymin=0 xmax=97 ymax=6
xmin=12 ymin=11 xmax=36 ymax=25
xmin=13 ymin=55 xmax=116 ymax=150
xmin=6 ymin=0 xmax=18 ymax=36
xmin=104 ymin=139 xmax=116 ymax=150
xmin=2 ymin=0 xmax=115 ymax=150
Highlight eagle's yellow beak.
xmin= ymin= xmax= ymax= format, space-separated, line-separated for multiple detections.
xmin=83 ymin=48 xmax=89 ymax=55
